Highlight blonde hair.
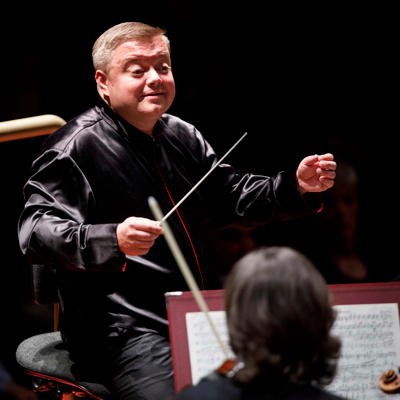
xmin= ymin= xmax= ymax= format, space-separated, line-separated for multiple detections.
xmin=92 ymin=22 xmax=169 ymax=72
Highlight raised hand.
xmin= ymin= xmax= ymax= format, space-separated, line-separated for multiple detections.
xmin=296 ymin=153 xmax=336 ymax=194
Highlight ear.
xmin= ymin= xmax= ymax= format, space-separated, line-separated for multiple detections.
xmin=95 ymin=70 xmax=110 ymax=101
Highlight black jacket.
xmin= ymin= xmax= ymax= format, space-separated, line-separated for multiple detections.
xmin=175 ymin=373 xmax=347 ymax=400
xmin=18 ymin=103 xmax=319 ymax=354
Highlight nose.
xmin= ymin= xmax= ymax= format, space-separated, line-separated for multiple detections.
xmin=146 ymin=67 xmax=162 ymax=87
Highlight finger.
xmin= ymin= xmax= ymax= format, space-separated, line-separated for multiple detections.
xmin=131 ymin=230 xmax=160 ymax=241
xmin=134 ymin=239 xmax=155 ymax=249
xmin=127 ymin=218 xmax=163 ymax=235
xmin=135 ymin=238 xmax=159 ymax=255
xmin=125 ymin=239 xmax=155 ymax=256
xmin=301 ymin=154 xmax=319 ymax=166
xmin=319 ymin=176 xmax=335 ymax=188
xmin=318 ymin=153 xmax=334 ymax=161
xmin=317 ymin=168 xmax=336 ymax=179
xmin=318 ymin=160 xmax=337 ymax=171
xmin=135 ymin=247 xmax=153 ymax=256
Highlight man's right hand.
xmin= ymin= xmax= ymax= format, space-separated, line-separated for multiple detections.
xmin=116 ymin=217 xmax=163 ymax=256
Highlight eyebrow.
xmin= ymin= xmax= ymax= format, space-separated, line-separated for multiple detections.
xmin=122 ymin=53 xmax=170 ymax=66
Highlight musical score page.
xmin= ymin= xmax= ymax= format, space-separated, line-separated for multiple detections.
xmin=326 ymin=303 xmax=400 ymax=399
xmin=186 ymin=303 xmax=400 ymax=399
xmin=185 ymin=311 xmax=234 ymax=385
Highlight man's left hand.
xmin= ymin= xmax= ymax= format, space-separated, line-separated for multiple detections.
xmin=296 ymin=153 xmax=336 ymax=194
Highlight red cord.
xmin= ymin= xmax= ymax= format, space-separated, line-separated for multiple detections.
xmin=157 ymin=168 xmax=205 ymax=290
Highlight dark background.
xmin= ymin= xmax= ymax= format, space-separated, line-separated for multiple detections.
xmin=0 ymin=1 xmax=396 ymax=388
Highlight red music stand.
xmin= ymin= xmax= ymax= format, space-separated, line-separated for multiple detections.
xmin=166 ymin=282 xmax=400 ymax=393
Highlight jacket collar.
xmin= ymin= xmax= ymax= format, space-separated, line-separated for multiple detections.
xmin=95 ymin=99 xmax=163 ymax=146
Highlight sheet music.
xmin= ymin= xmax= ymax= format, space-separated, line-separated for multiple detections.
xmin=186 ymin=311 xmax=234 ymax=384
xmin=186 ymin=303 xmax=400 ymax=399
xmin=327 ymin=303 xmax=400 ymax=399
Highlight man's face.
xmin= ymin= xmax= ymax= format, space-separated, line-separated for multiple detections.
xmin=96 ymin=36 xmax=175 ymax=133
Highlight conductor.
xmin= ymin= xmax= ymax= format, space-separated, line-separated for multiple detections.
xmin=18 ymin=22 xmax=336 ymax=400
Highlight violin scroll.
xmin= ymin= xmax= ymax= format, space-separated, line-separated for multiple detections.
xmin=379 ymin=369 xmax=400 ymax=394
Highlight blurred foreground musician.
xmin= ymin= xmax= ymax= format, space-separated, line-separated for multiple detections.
xmin=176 ymin=247 xmax=346 ymax=400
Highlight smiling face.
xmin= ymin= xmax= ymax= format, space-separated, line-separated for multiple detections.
xmin=95 ymin=35 xmax=175 ymax=135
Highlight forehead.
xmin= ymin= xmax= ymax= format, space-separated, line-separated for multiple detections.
xmin=112 ymin=36 xmax=170 ymax=62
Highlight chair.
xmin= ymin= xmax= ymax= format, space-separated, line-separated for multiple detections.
xmin=16 ymin=331 xmax=111 ymax=399
xmin=0 ymin=115 xmax=111 ymax=399
xmin=15 ymin=265 xmax=111 ymax=400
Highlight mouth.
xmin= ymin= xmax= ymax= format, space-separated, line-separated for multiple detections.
xmin=142 ymin=92 xmax=164 ymax=98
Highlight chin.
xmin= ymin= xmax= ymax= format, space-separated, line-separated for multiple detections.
xmin=143 ymin=105 xmax=168 ymax=118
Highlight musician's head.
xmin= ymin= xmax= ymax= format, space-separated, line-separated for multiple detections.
xmin=224 ymin=246 xmax=341 ymax=386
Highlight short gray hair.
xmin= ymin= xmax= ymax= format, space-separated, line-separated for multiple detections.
xmin=92 ymin=22 xmax=170 ymax=72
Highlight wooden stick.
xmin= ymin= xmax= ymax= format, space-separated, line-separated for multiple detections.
xmin=148 ymin=196 xmax=230 ymax=359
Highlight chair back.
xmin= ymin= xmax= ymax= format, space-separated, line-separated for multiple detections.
xmin=31 ymin=264 xmax=59 ymax=304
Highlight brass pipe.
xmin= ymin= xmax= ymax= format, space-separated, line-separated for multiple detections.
xmin=0 ymin=114 xmax=66 ymax=142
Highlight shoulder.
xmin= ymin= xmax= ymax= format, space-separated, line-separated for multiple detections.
xmin=176 ymin=373 xmax=241 ymax=400
xmin=40 ymin=106 xmax=119 ymax=155
xmin=159 ymin=114 xmax=206 ymax=144
xmin=159 ymin=114 xmax=215 ymax=162
xmin=30 ymin=106 xmax=124 ymax=173
xmin=160 ymin=113 xmax=196 ymax=133
xmin=286 ymin=385 xmax=346 ymax=400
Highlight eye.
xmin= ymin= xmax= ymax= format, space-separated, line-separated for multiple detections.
xmin=157 ymin=64 xmax=171 ymax=74
xmin=131 ymin=68 xmax=145 ymax=77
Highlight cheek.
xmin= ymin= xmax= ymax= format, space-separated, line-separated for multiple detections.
xmin=165 ymin=78 xmax=176 ymax=97
xmin=116 ymin=85 xmax=144 ymax=105
xmin=167 ymin=76 xmax=175 ymax=89
xmin=113 ymin=76 xmax=143 ymax=94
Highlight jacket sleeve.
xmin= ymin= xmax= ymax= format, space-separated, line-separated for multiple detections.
xmin=18 ymin=149 xmax=126 ymax=271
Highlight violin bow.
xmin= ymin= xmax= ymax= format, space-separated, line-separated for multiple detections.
xmin=148 ymin=196 xmax=230 ymax=359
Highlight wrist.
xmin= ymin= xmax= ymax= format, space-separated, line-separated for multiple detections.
xmin=296 ymin=179 xmax=306 ymax=195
